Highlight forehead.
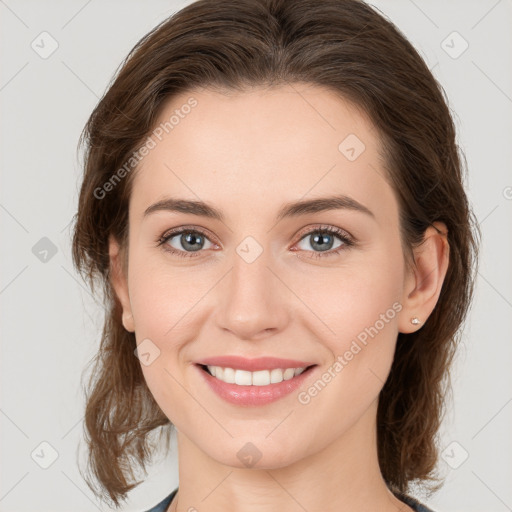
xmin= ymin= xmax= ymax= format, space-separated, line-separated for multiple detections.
xmin=129 ymin=84 xmax=397 ymax=226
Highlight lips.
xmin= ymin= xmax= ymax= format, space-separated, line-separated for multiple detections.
xmin=196 ymin=362 xmax=318 ymax=406
xmin=195 ymin=355 xmax=317 ymax=372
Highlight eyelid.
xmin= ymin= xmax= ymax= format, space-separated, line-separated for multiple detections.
xmin=293 ymin=224 xmax=354 ymax=246
xmin=158 ymin=225 xmax=219 ymax=246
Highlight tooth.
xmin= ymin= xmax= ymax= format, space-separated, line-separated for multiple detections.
xmin=223 ymin=367 xmax=236 ymax=383
xmin=252 ymin=370 xmax=271 ymax=386
xmin=270 ymin=368 xmax=284 ymax=384
xmin=206 ymin=365 xmax=307 ymax=385
xmin=234 ymin=369 xmax=252 ymax=386
xmin=283 ymin=368 xmax=295 ymax=380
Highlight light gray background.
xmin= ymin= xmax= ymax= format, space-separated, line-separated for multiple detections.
xmin=1 ymin=1 xmax=511 ymax=511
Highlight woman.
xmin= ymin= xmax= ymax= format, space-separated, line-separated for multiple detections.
xmin=72 ymin=0 xmax=480 ymax=511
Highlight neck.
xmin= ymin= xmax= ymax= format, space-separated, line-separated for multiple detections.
xmin=168 ymin=401 xmax=412 ymax=512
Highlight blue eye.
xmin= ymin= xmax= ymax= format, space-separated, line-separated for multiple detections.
xmin=157 ymin=225 xmax=354 ymax=259
xmin=295 ymin=226 xmax=353 ymax=258
xmin=158 ymin=228 xmax=214 ymax=258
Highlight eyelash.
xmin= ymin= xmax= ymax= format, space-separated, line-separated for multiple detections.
xmin=156 ymin=225 xmax=354 ymax=260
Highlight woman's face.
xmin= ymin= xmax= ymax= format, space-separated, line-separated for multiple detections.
xmin=111 ymin=84 xmax=429 ymax=468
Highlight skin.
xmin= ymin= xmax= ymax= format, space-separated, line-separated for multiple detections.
xmin=109 ymin=84 xmax=449 ymax=512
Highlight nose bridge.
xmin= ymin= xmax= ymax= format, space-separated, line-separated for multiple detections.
xmin=214 ymin=236 xmax=288 ymax=340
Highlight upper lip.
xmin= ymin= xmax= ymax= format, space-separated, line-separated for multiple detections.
xmin=196 ymin=356 xmax=317 ymax=372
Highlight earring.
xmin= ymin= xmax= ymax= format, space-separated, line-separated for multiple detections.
xmin=410 ymin=316 xmax=421 ymax=325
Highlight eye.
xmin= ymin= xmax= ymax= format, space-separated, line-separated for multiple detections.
xmin=157 ymin=224 xmax=354 ymax=259
xmin=157 ymin=227 xmax=216 ymax=258
xmin=293 ymin=225 xmax=354 ymax=258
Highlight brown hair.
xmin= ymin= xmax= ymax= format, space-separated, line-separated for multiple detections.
xmin=72 ymin=0 xmax=480 ymax=507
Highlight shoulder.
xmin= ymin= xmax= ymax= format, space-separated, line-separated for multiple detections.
xmin=143 ymin=487 xmax=178 ymax=512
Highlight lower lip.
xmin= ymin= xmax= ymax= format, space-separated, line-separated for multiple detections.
xmin=196 ymin=364 xmax=317 ymax=406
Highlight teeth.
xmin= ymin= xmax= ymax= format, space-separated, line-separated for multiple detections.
xmin=206 ymin=366 xmax=307 ymax=386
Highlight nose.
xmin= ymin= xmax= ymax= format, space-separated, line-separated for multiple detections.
xmin=213 ymin=247 xmax=289 ymax=341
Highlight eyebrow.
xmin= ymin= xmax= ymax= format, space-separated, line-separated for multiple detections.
xmin=143 ymin=194 xmax=375 ymax=222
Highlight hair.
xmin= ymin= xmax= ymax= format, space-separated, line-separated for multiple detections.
xmin=71 ymin=0 xmax=480 ymax=508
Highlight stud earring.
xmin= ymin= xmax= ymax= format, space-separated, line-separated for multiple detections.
xmin=410 ymin=316 xmax=421 ymax=325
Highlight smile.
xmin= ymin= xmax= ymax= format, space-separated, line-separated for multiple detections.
xmin=204 ymin=365 xmax=308 ymax=386
xmin=196 ymin=363 xmax=318 ymax=406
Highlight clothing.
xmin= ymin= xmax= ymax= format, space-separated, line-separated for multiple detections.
xmin=144 ymin=487 xmax=437 ymax=512
xmin=144 ymin=487 xmax=177 ymax=512
xmin=395 ymin=492 xmax=438 ymax=512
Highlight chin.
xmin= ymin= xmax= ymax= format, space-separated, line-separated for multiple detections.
xmin=206 ymin=438 xmax=307 ymax=470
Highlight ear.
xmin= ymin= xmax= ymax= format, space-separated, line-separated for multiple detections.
xmin=398 ymin=221 xmax=450 ymax=334
xmin=109 ymin=234 xmax=135 ymax=333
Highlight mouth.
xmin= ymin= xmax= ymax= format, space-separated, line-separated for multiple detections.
xmin=196 ymin=363 xmax=318 ymax=386
xmin=195 ymin=362 xmax=319 ymax=406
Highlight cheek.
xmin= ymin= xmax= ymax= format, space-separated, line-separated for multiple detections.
xmin=297 ymin=250 xmax=404 ymax=395
xmin=294 ymin=274 xmax=403 ymax=439
xmin=127 ymin=248 xmax=207 ymax=338
xmin=128 ymin=257 xmax=199 ymax=424
xmin=293 ymin=250 xmax=404 ymax=343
